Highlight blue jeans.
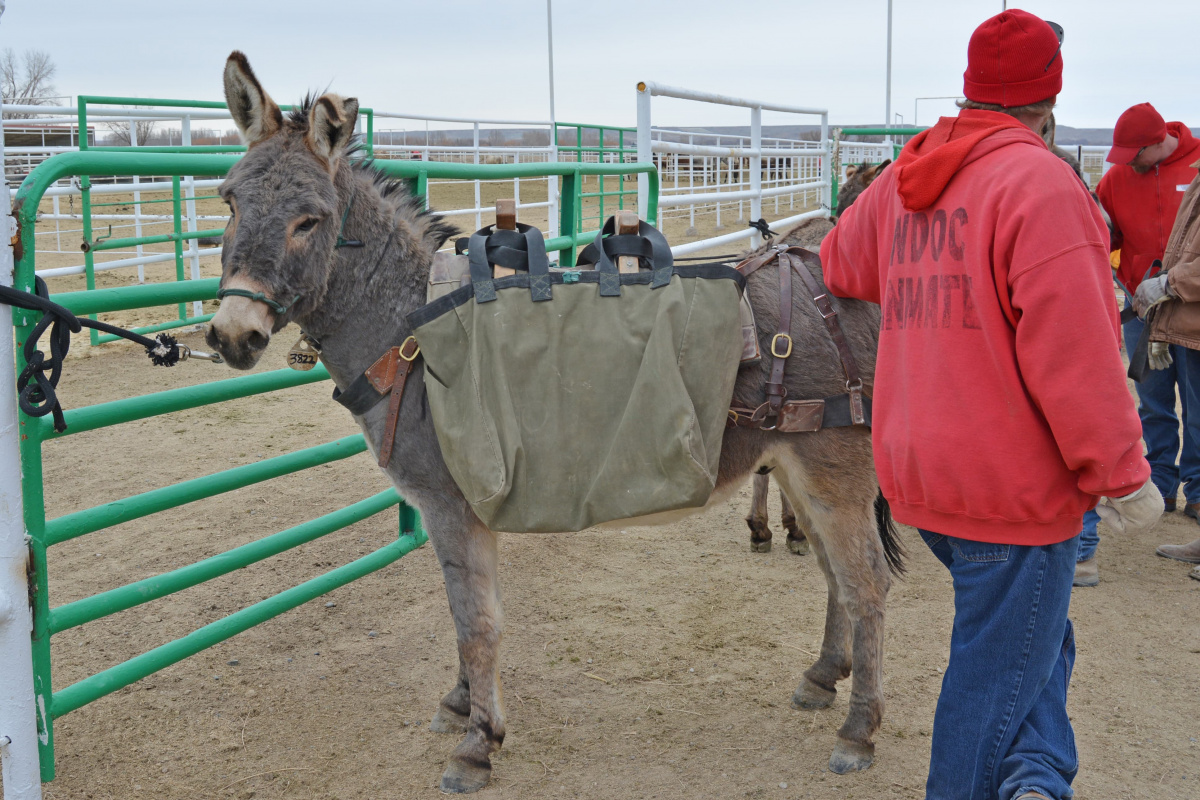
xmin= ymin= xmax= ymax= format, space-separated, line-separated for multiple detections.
xmin=1077 ymin=510 xmax=1099 ymax=562
xmin=920 ymin=530 xmax=1079 ymax=800
xmin=1124 ymin=311 xmax=1200 ymax=506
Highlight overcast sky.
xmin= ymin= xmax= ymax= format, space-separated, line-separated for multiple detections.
xmin=3 ymin=1 xmax=1197 ymax=134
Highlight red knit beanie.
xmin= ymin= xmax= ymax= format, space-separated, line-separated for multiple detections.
xmin=963 ymin=9 xmax=1063 ymax=107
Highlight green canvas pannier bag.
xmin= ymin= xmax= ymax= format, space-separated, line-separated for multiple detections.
xmin=408 ymin=218 xmax=745 ymax=533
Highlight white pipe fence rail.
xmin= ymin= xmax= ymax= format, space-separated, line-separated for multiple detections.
xmin=636 ymin=81 xmax=832 ymax=253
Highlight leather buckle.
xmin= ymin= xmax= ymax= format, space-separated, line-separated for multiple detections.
xmin=770 ymin=333 xmax=793 ymax=359
xmin=399 ymin=336 xmax=421 ymax=362
xmin=814 ymin=294 xmax=838 ymax=320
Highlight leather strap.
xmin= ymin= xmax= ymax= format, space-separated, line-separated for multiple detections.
xmin=331 ymin=337 xmax=421 ymax=468
xmin=784 ymin=247 xmax=867 ymax=425
xmin=730 ymin=244 xmax=869 ymax=432
xmin=762 ymin=250 xmax=794 ymax=427
xmin=728 ymin=393 xmax=873 ymax=433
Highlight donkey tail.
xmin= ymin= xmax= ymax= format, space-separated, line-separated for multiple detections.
xmin=874 ymin=492 xmax=906 ymax=577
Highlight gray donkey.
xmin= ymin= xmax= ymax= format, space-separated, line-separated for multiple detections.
xmin=744 ymin=160 xmax=890 ymax=555
xmin=206 ymin=52 xmax=901 ymax=793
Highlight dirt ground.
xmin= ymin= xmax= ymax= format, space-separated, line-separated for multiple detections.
xmin=6 ymin=181 xmax=1199 ymax=800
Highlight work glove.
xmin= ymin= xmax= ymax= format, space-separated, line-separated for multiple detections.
xmin=1133 ymin=272 xmax=1175 ymax=318
xmin=1148 ymin=341 xmax=1173 ymax=370
xmin=1095 ymin=480 xmax=1164 ymax=535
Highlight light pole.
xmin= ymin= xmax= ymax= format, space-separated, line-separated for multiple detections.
xmin=885 ymin=0 xmax=893 ymax=143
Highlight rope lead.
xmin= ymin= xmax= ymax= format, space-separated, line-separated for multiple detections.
xmin=0 ymin=278 xmax=221 ymax=432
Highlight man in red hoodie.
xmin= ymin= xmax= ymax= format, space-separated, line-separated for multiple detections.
xmin=820 ymin=10 xmax=1161 ymax=800
xmin=1095 ymin=104 xmax=1200 ymax=536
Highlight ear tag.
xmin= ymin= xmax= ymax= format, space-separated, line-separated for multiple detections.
xmin=286 ymin=334 xmax=320 ymax=371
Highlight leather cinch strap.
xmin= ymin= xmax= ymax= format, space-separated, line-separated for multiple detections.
xmin=332 ymin=336 xmax=421 ymax=468
xmin=729 ymin=245 xmax=870 ymax=433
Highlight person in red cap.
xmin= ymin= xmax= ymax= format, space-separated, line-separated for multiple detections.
xmin=819 ymin=9 xmax=1160 ymax=800
xmin=1095 ymin=103 xmax=1200 ymax=541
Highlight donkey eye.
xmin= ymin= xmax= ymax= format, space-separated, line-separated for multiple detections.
xmin=295 ymin=217 xmax=320 ymax=234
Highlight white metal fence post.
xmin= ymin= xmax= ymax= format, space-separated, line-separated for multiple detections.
xmin=820 ymin=112 xmax=831 ymax=214
xmin=129 ymin=118 xmax=145 ymax=283
xmin=182 ymin=115 xmax=202 ymax=318
xmin=472 ymin=123 xmax=481 ymax=230
xmin=636 ymin=83 xmax=651 ymax=221
xmin=0 ymin=38 xmax=45 ymax=796
xmin=749 ymin=106 xmax=762 ymax=249
xmin=686 ymin=134 xmax=695 ymax=235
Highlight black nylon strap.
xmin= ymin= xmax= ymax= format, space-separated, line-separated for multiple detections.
xmin=332 ymin=371 xmax=391 ymax=416
xmin=823 ymin=394 xmax=873 ymax=428
xmin=466 ymin=222 xmax=552 ymax=303
xmin=581 ymin=216 xmax=674 ymax=294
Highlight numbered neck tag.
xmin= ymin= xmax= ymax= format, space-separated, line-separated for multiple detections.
xmin=287 ymin=334 xmax=320 ymax=371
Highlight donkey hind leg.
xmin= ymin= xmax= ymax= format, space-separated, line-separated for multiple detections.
xmin=746 ymin=471 xmax=774 ymax=552
xmin=785 ymin=503 xmax=847 ymax=711
xmin=780 ymin=488 xmax=810 ymax=555
xmin=774 ymin=460 xmax=892 ymax=775
xmin=427 ymin=510 xmax=506 ymax=793
xmin=430 ymin=657 xmax=470 ymax=734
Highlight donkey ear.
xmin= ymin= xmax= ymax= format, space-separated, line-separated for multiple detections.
xmin=224 ymin=51 xmax=283 ymax=147
xmin=1040 ymin=113 xmax=1057 ymax=148
xmin=867 ymin=159 xmax=892 ymax=180
xmin=306 ymin=94 xmax=360 ymax=167
xmin=845 ymin=165 xmax=859 ymax=178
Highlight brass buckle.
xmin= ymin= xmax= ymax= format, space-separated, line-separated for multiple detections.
xmin=770 ymin=333 xmax=793 ymax=359
xmin=399 ymin=336 xmax=421 ymax=362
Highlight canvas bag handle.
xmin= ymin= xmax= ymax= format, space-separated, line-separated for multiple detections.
xmin=467 ymin=222 xmax=552 ymax=304
xmin=577 ymin=216 xmax=674 ymax=296
xmin=581 ymin=216 xmax=674 ymax=294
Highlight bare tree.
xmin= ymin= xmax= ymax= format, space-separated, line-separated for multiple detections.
xmin=2 ymin=48 xmax=59 ymax=117
xmin=103 ymin=115 xmax=157 ymax=147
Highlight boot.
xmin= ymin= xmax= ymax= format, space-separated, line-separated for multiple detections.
xmin=1156 ymin=536 xmax=1200 ymax=564
xmin=1073 ymin=557 xmax=1099 ymax=587
xmin=1164 ymin=496 xmax=1177 ymax=512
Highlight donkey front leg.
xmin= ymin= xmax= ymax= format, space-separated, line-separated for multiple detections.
xmin=746 ymin=471 xmax=774 ymax=552
xmin=426 ymin=509 xmax=506 ymax=793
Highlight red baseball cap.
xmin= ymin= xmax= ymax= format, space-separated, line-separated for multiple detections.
xmin=1107 ymin=103 xmax=1168 ymax=164
xmin=963 ymin=10 xmax=1063 ymax=108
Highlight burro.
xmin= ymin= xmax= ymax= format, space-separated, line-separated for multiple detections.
xmin=206 ymin=51 xmax=901 ymax=794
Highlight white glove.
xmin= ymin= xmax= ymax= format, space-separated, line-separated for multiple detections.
xmin=1133 ymin=273 xmax=1175 ymax=318
xmin=1148 ymin=341 xmax=1173 ymax=370
xmin=1095 ymin=481 xmax=1165 ymax=535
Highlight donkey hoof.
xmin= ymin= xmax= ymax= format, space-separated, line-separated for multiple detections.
xmin=792 ymin=679 xmax=837 ymax=710
xmin=828 ymin=738 xmax=875 ymax=774
xmin=440 ymin=757 xmax=492 ymax=793
xmin=786 ymin=536 xmax=810 ymax=556
xmin=750 ymin=540 xmax=772 ymax=553
xmin=430 ymin=706 xmax=470 ymax=734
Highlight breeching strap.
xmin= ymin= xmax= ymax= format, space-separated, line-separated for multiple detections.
xmin=728 ymin=244 xmax=869 ymax=433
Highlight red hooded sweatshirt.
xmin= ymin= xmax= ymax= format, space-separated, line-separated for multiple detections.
xmin=1096 ymin=121 xmax=1200 ymax=293
xmin=821 ymin=110 xmax=1150 ymax=545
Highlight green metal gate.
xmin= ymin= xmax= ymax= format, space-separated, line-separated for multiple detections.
xmin=11 ymin=151 xmax=659 ymax=783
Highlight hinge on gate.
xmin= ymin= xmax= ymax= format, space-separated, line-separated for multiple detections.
xmin=10 ymin=203 xmax=23 ymax=262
